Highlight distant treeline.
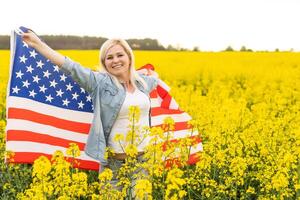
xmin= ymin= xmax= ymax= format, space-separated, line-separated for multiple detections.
xmin=0 ymin=35 xmax=167 ymax=50
xmin=0 ymin=35 xmax=295 ymax=52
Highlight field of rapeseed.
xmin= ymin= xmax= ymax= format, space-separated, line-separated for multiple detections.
xmin=0 ymin=50 xmax=300 ymax=199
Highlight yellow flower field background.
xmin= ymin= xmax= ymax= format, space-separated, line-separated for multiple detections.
xmin=0 ymin=50 xmax=300 ymax=199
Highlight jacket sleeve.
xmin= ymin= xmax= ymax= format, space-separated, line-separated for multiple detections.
xmin=60 ymin=57 xmax=105 ymax=93
xmin=140 ymin=74 xmax=159 ymax=93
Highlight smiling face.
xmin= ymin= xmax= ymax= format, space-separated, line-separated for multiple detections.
xmin=104 ymin=44 xmax=131 ymax=81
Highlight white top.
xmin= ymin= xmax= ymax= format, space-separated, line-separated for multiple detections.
xmin=108 ymin=88 xmax=151 ymax=153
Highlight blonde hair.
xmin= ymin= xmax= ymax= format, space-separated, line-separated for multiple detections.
xmin=99 ymin=38 xmax=148 ymax=90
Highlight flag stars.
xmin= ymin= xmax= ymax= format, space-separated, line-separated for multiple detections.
xmin=22 ymin=80 xmax=30 ymax=88
xmin=36 ymin=60 xmax=44 ymax=68
xmin=29 ymin=50 xmax=38 ymax=58
xmin=16 ymin=70 xmax=24 ymax=79
xmin=12 ymin=86 xmax=20 ymax=94
xmin=32 ymin=75 xmax=41 ymax=83
xmin=26 ymin=65 xmax=34 ymax=73
xmin=78 ymin=101 xmax=85 ymax=109
xmin=80 ymin=87 xmax=85 ymax=93
xmin=56 ymin=89 xmax=64 ymax=97
xmin=66 ymin=83 xmax=73 ymax=91
xmin=39 ymin=85 xmax=47 ymax=93
xmin=86 ymin=95 xmax=92 ymax=102
xmin=22 ymin=41 xmax=29 ymax=48
xmin=29 ymin=89 xmax=37 ymax=98
xmin=45 ymin=94 xmax=54 ymax=102
xmin=60 ymin=74 xmax=67 ymax=82
xmin=72 ymin=92 xmax=79 ymax=100
xmin=19 ymin=55 xmax=28 ymax=63
xmin=43 ymin=70 xmax=51 ymax=78
xmin=53 ymin=65 xmax=59 ymax=72
xmin=62 ymin=98 xmax=70 ymax=106
xmin=49 ymin=80 xmax=58 ymax=88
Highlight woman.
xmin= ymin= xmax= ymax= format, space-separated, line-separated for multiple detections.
xmin=21 ymin=31 xmax=159 ymax=176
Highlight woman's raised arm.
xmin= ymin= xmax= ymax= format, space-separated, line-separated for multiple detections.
xmin=22 ymin=30 xmax=105 ymax=94
xmin=22 ymin=30 xmax=65 ymax=67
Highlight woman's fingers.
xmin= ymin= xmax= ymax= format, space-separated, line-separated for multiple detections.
xmin=21 ymin=31 xmax=41 ymax=48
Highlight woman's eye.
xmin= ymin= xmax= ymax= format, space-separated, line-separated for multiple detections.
xmin=106 ymin=57 xmax=112 ymax=60
xmin=118 ymin=54 xmax=123 ymax=57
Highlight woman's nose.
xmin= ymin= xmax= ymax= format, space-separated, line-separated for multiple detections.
xmin=112 ymin=56 xmax=119 ymax=63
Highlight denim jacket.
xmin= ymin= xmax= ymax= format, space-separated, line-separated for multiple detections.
xmin=60 ymin=57 xmax=158 ymax=166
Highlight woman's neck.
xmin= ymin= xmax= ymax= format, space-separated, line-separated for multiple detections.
xmin=121 ymin=81 xmax=135 ymax=93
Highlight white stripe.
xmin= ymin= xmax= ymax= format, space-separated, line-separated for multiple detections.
xmin=161 ymin=143 xmax=203 ymax=160
xmin=150 ymin=98 xmax=160 ymax=107
xmin=6 ymin=119 xmax=88 ymax=143
xmin=158 ymin=80 xmax=170 ymax=92
xmin=164 ymin=129 xmax=200 ymax=139
xmin=151 ymin=112 xmax=192 ymax=125
xmin=8 ymin=96 xmax=93 ymax=123
xmin=189 ymin=143 xmax=203 ymax=154
xmin=6 ymin=141 xmax=99 ymax=162
xmin=169 ymin=98 xmax=179 ymax=110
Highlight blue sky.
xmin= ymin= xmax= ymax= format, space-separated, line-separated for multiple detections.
xmin=1 ymin=0 xmax=300 ymax=51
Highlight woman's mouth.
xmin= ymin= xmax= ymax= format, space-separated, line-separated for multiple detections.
xmin=112 ymin=64 xmax=122 ymax=69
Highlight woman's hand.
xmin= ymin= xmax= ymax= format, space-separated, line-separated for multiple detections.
xmin=21 ymin=30 xmax=65 ymax=67
xmin=21 ymin=30 xmax=43 ymax=49
xmin=137 ymin=68 xmax=159 ymax=78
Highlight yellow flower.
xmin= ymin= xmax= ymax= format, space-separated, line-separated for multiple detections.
xmin=246 ymin=186 xmax=255 ymax=194
xmin=165 ymin=168 xmax=186 ymax=199
xmin=32 ymin=156 xmax=51 ymax=178
xmin=162 ymin=116 xmax=175 ymax=131
xmin=125 ymin=144 xmax=138 ymax=157
xmin=129 ymin=105 xmax=141 ymax=123
xmin=98 ymin=168 xmax=113 ymax=182
xmin=135 ymin=179 xmax=152 ymax=200
xmin=5 ymin=150 xmax=15 ymax=162
xmin=66 ymin=143 xmax=81 ymax=158
xmin=113 ymin=133 xmax=124 ymax=142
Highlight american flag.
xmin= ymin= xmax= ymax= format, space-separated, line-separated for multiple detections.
xmin=6 ymin=27 xmax=202 ymax=171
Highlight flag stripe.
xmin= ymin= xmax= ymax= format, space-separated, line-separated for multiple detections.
xmin=6 ymin=141 xmax=98 ymax=161
xmin=161 ymin=93 xmax=172 ymax=108
xmin=149 ymin=90 xmax=158 ymax=98
xmin=6 ymin=119 xmax=88 ymax=143
xmin=151 ymin=107 xmax=184 ymax=115
xmin=8 ymin=96 xmax=93 ymax=123
xmin=154 ymin=121 xmax=190 ymax=131
xmin=7 ymin=130 xmax=85 ymax=150
xmin=156 ymin=84 xmax=168 ymax=98
xmin=163 ymin=143 xmax=202 ymax=166
xmin=8 ymin=107 xmax=91 ymax=134
xmin=10 ymin=152 xmax=99 ymax=171
xmin=157 ymin=79 xmax=170 ymax=92
xmin=152 ymin=112 xmax=191 ymax=124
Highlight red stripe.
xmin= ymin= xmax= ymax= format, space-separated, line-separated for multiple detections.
xmin=161 ymin=94 xmax=172 ymax=108
xmin=7 ymin=152 xmax=99 ymax=171
xmin=154 ymin=121 xmax=190 ymax=131
xmin=156 ymin=85 xmax=172 ymax=108
xmin=165 ymin=152 xmax=201 ymax=168
xmin=156 ymin=85 xmax=168 ymax=99
xmin=151 ymin=107 xmax=183 ymax=116
xmin=162 ymin=135 xmax=202 ymax=151
xmin=7 ymin=130 xmax=85 ymax=150
xmin=8 ymin=108 xmax=91 ymax=134
xmin=150 ymin=90 xmax=158 ymax=98
xmin=188 ymin=152 xmax=200 ymax=165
